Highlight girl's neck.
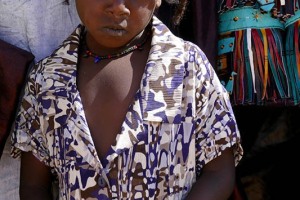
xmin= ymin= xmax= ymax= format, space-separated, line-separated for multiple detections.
xmin=84 ymin=26 xmax=151 ymax=56
xmin=82 ymin=25 xmax=152 ymax=63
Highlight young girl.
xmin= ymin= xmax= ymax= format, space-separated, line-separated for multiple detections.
xmin=11 ymin=0 xmax=243 ymax=199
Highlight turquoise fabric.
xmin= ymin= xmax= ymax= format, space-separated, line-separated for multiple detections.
xmin=219 ymin=7 xmax=284 ymax=34
xmin=218 ymin=37 xmax=235 ymax=55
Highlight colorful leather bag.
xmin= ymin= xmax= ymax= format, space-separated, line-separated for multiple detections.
xmin=217 ymin=0 xmax=299 ymax=106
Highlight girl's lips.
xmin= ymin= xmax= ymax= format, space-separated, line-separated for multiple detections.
xmin=101 ymin=19 xmax=128 ymax=35
xmin=102 ymin=26 xmax=127 ymax=37
xmin=102 ymin=20 xmax=127 ymax=36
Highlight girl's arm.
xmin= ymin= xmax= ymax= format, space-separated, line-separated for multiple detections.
xmin=187 ymin=147 xmax=236 ymax=200
xmin=20 ymin=152 xmax=53 ymax=200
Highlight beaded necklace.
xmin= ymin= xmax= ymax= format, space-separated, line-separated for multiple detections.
xmin=82 ymin=28 xmax=151 ymax=63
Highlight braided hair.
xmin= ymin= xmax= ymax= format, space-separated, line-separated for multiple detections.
xmin=63 ymin=0 xmax=188 ymax=25
xmin=165 ymin=0 xmax=188 ymax=26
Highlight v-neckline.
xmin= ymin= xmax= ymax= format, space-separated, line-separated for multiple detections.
xmin=73 ymin=80 xmax=146 ymax=170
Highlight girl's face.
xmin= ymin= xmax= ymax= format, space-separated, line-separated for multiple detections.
xmin=76 ymin=0 xmax=161 ymax=51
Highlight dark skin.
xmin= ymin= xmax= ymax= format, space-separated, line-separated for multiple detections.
xmin=77 ymin=31 xmax=151 ymax=160
xmin=187 ymin=148 xmax=236 ymax=200
xmin=19 ymin=0 xmax=236 ymax=199
xmin=20 ymin=153 xmax=53 ymax=200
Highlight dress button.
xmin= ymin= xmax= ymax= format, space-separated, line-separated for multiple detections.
xmin=98 ymin=176 xmax=107 ymax=187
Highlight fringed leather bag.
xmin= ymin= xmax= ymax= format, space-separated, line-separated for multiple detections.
xmin=217 ymin=0 xmax=300 ymax=106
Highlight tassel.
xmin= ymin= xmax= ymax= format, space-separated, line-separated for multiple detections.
xmin=243 ymin=29 xmax=254 ymax=103
xmin=218 ymin=27 xmax=290 ymax=105
xmin=285 ymin=20 xmax=300 ymax=104
xmin=234 ymin=30 xmax=245 ymax=104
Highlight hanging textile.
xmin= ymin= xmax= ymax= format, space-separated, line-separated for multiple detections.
xmin=217 ymin=0 xmax=299 ymax=106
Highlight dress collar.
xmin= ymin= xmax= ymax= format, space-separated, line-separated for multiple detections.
xmin=46 ymin=16 xmax=185 ymax=125
xmin=140 ymin=16 xmax=185 ymax=124
xmin=39 ymin=16 xmax=186 ymax=169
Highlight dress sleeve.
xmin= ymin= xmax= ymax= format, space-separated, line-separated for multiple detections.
xmin=10 ymin=68 xmax=52 ymax=167
xmin=194 ymin=49 xmax=243 ymax=175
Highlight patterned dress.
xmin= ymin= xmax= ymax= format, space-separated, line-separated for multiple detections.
xmin=11 ymin=16 xmax=243 ymax=200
